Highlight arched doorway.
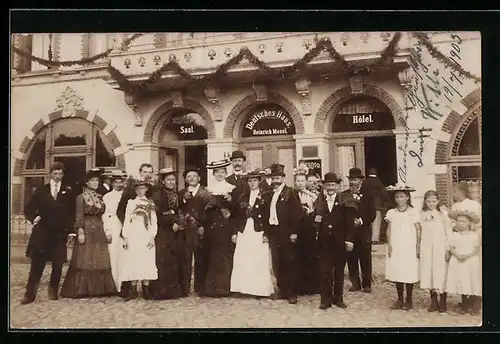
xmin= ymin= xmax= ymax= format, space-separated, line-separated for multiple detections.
xmin=447 ymin=105 xmax=482 ymax=203
xmin=22 ymin=117 xmax=117 ymax=208
xmin=237 ymin=103 xmax=297 ymax=186
xmin=158 ymin=110 xmax=209 ymax=187
xmin=329 ymin=96 xmax=397 ymax=190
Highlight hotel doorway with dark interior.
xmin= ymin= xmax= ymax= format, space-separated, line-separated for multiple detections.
xmin=329 ymin=96 xmax=397 ymax=190
xmin=159 ymin=111 xmax=208 ymax=188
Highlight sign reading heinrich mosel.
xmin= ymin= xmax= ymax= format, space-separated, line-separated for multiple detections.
xmin=242 ymin=105 xmax=296 ymax=137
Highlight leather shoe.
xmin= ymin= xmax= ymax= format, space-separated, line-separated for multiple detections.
xmin=334 ymin=300 xmax=347 ymax=308
xmin=362 ymin=287 xmax=372 ymax=293
xmin=349 ymin=286 xmax=361 ymax=292
xmin=319 ymin=303 xmax=331 ymax=310
xmin=20 ymin=295 xmax=35 ymax=305
xmin=288 ymin=296 xmax=298 ymax=304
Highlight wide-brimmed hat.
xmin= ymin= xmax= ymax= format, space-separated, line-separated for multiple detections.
xmin=386 ymin=184 xmax=417 ymax=193
xmin=157 ymin=167 xmax=178 ymax=177
xmin=85 ymin=168 xmax=105 ymax=182
xmin=322 ymin=172 xmax=342 ymax=183
xmin=110 ymin=170 xmax=127 ymax=181
xmin=347 ymin=168 xmax=365 ymax=179
xmin=133 ymin=177 xmax=150 ymax=187
xmin=230 ymin=150 xmax=246 ymax=161
xmin=269 ymin=164 xmax=286 ymax=177
xmin=183 ymin=166 xmax=200 ymax=179
xmin=206 ymin=158 xmax=232 ymax=170
xmin=448 ymin=210 xmax=480 ymax=224
xmin=245 ymin=168 xmax=266 ymax=179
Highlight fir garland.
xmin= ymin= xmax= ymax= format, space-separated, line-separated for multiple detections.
xmin=11 ymin=33 xmax=143 ymax=68
xmin=413 ymin=31 xmax=481 ymax=84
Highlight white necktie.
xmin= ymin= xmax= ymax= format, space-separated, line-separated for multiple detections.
xmin=53 ymin=183 xmax=59 ymax=199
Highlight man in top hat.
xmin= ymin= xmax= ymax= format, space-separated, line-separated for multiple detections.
xmin=97 ymin=172 xmax=112 ymax=196
xmin=259 ymin=166 xmax=273 ymax=194
xmin=102 ymin=170 xmax=127 ymax=292
xmin=266 ymin=164 xmax=303 ymax=304
xmin=226 ymin=150 xmax=248 ymax=197
xmin=313 ymin=172 xmax=356 ymax=310
xmin=343 ymin=168 xmax=376 ymax=293
xmin=21 ymin=162 xmax=76 ymax=304
xmin=361 ymin=167 xmax=389 ymax=244
xmin=178 ymin=165 xmax=212 ymax=295
xmin=116 ymin=162 xmax=155 ymax=297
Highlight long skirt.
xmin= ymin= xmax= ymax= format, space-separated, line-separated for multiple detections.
xmin=106 ymin=214 xmax=124 ymax=292
xmin=230 ymin=218 xmax=274 ymax=296
xmin=61 ymin=215 xmax=117 ymax=298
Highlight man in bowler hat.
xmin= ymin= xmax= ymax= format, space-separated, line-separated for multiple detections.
xmin=343 ymin=168 xmax=376 ymax=293
xmin=21 ymin=162 xmax=76 ymax=304
xmin=226 ymin=150 xmax=248 ymax=196
xmin=313 ymin=172 xmax=355 ymax=310
xmin=266 ymin=164 xmax=303 ymax=304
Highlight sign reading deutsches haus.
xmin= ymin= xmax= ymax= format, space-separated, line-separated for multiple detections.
xmin=242 ymin=106 xmax=296 ymax=137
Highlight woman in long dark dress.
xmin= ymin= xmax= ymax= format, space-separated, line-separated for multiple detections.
xmin=150 ymin=168 xmax=183 ymax=300
xmin=294 ymin=170 xmax=321 ymax=295
xmin=201 ymin=159 xmax=237 ymax=297
xmin=61 ymin=168 xmax=117 ymax=298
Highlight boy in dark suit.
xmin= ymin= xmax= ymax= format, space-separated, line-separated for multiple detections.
xmin=21 ymin=162 xmax=76 ymax=304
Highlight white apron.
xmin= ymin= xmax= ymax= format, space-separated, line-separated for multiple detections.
xmin=102 ymin=190 xmax=124 ymax=292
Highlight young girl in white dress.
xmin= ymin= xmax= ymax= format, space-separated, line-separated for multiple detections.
xmin=230 ymin=169 xmax=274 ymax=298
xmin=419 ymin=190 xmax=452 ymax=313
xmin=385 ymin=185 xmax=421 ymax=311
xmin=445 ymin=210 xmax=481 ymax=315
xmin=119 ymin=178 xmax=158 ymax=301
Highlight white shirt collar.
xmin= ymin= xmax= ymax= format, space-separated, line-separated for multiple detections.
xmin=233 ymin=170 xmax=243 ymax=175
xmin=325 ymin=192 xmax=337 ymax=201
xmin=273 ymin=183 xmax=285 ymax=194
xmin=50 ymin=179 xmax=60 ymax=188
xmin=188 ymin=183 xmax=201 ymax=194
xmin=368 ymin=174 xmax=377 ymax=177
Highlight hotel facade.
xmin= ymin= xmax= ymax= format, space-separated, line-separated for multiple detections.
xmin=10 ymin=32 xmax=482 ymax=236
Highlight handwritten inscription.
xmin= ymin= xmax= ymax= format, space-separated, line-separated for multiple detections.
xmin=397 ymin=112 xmax=411 ymax=183
xmin=408 ymin=34 xmax=466 ymax=121
xmin=409 ymin=127 xmax=432 ymax=168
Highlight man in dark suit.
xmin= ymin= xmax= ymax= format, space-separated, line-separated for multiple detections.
xmin=116 ymin=162 xmax=155 ymax=297
xmin=313 ymin=172 xmax=355 ymax=310
xmin=225 ymin=150 xmax=248 ymax=196
xmin=21 ymin=162 xmax=76 ymax=304
xmin=343 ymin=168 xmax=377 ymax=293
xmin=96 ymin=173 xmax=112 ymax=196
xmin=361 ymin=167 xmax=389 ymax=244
xmin=266 ymin=164 xmax=303 ymax=304
xmin=178 ymin=166 xmax=212 ymax=296
xmin=258 ymin=166 xmax=273 ymax=194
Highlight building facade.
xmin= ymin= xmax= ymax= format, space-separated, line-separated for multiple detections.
xmin=11 ymin=32 xmax=482 ymax=229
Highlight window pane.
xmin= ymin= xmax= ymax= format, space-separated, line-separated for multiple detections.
xmin=53 ymin=119 xmax=88 ymax=146
xmin=457 ymin=166 xmax=481 ymax=182
xmin=458 ymin=117 xmax=481 ymax=156
xmin=24 ymin=177 xmax=45 ymax=209
xmin=95 ymin=130 xmax=116 ymax=167
xmin=25 ymin=133 xmax=46 ymax=169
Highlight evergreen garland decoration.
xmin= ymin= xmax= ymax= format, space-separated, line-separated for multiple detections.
xmin=413 ymin=31 xmax=481 ymax=84
xmin=11 ymin=33 xmax=143 ymax=68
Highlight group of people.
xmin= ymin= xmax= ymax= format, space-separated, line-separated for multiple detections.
xmin=19 ymin=151 xmax=482 ymax=315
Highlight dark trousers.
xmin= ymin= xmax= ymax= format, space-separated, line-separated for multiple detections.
xmin=177 ymin=229 xmax=197 ymax=296
xmin=194 ymin=235 xmax=209 ymax=294
xmin=319 ymin=242 xmax=346 ymax=305
xmin=347 ymin=237 xmax=372 ymax=289
xmin=25 ymin=255 xmax=63 ymax=297
xmin=269 ymin=232 xmax=298 ymax=299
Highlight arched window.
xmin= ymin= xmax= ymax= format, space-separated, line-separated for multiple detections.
xmin=448 ymin=105 xmax=482 ymax=203
xmin=21 ymin=118 xmax=116 ymax=212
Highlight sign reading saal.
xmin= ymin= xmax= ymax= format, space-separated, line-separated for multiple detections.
xmin=242 ymin=106 xmax=296 ymax=137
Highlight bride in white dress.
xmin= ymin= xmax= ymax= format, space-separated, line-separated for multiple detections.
xmin=230 ymin=169 xmax=274 ymax=297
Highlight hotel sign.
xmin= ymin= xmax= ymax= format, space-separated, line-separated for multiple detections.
xmin=242 ymin=106 xmax=296 ymax=137
xmin=332 ymin=111 xmax=395 ymax=133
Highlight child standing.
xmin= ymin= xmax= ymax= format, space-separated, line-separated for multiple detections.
xmin=445 ymin=210 xmax=481 ymax=315
xmin=119 ymin=178 xmax=158 ymax=301
xmin=384 ymin=185 xmax=421 ymax=311
xmin=419 ymin=190 xmax=452 ymax=313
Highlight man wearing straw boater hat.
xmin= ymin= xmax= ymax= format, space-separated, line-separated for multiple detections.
xmin=265 ymin=164 xmax=303 ymax=304
xmin=313 ymin=172 xmax=355 ymax=310
xmin=343 ymin=168 xmax=376 ymax=294
xmin=21 ymin=162 xmax=76 ymax=304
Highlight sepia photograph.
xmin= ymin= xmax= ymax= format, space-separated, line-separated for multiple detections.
xmin=9 ymin=29 xmax=482 ymax=329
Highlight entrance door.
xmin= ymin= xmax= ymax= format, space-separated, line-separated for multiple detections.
xmin=184 ymin=145 xmax=208 ymax=187
xmin=53 ymin=156 xmax=87 ymax=195
xmin=331 ymin=138 xmax=364 ymax=191
xmin=241 ymin=140 xmax=296 ymax=186
xmin=364 ymin=136 xmax=397 ymax=186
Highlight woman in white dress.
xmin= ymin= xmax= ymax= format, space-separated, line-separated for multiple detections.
xmin=102 ymin=171 xmax=126 ymax=293
xmin=119 ymin=178 xmax=158 ymax=301
xmin=230 ymin=169 xmax=274 ymax=298
xmin=385 ymin=185 xmax=421 ymax=311
xmin=445 ymin=210 xmax=482 ymax=315
xmin=419 ymin=190 xmax=452 ymax=313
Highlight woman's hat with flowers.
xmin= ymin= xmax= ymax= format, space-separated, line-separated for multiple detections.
xmin=448 ymin=210 xmax=480 ymax=224
xmin=385 ymin=184 xmax=416 ymax=193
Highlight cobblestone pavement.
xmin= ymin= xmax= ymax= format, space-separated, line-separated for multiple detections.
xmin=10 ymin=254 xmax=481 ymax=329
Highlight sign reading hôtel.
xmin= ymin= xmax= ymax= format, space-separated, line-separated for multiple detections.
xmin=242 ymin=106 xmax=296 ymax=137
